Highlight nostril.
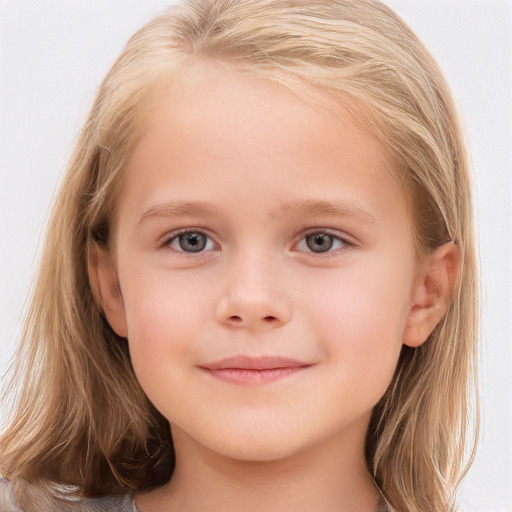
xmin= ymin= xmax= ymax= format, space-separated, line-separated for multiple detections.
xmin=227 ymin=315 xmax=278 ymax=324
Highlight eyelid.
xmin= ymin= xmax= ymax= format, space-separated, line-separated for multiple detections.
xmin=293 ymin=228 xmax=356 ymax=255
xmin=160 ymin=228 xmax=218 ymax=253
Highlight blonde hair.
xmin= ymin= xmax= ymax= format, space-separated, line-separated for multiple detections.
xmin=1 ymin=1 xmax=478 ymax=511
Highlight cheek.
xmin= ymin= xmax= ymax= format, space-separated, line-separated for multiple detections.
xmin=119 ymin=267 xmax=212 ymax=375
xmin=302 ymin=254 xmax=413 ymax=377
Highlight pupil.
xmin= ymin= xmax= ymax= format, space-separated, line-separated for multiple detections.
xmin=179 ymin=233 xmax=207 ymax=252
xmin=306 ymin=233 xmax=333 ymax=253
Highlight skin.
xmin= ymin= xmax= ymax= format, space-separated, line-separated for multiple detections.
xmin=93 ymin=62 xmax=458 ymax=512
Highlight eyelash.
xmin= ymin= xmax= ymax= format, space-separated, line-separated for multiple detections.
xmin=160 ymin=229 xmax=354 ymax=256
xmin=296 ymin=230 xmax=353 ymax=256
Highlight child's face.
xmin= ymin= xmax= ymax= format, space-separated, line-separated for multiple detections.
xmin=104 ymin=64 xmax=424 ymax=462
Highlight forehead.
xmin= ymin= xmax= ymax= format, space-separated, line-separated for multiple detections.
xmin=140 ymin=62 xmax=388 ymax=160
xmin=119 ymin=62 xmax=409 ymax=232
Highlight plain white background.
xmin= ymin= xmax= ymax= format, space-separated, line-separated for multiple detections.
xmin=0 ymin=1 xmax=510 ymax=510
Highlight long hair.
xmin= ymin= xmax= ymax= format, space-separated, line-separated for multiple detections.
xmin=0 ymin=2 xmax=478 ymax=511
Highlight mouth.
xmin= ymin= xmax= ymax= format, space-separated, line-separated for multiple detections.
xmin=199 ymin=355 xmax=314 ymax=385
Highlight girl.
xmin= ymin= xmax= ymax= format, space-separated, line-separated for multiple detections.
xmin=0 ymin=1 xmax=479 ymax=511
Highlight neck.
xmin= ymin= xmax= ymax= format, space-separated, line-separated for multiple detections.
xmin=135 ymin=416 xmax=380 ymax=512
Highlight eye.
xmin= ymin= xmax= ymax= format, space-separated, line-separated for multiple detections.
xmin=165 ymin=230 xmax=216 ymax=253
xmin=296 ymin=231 xmax=348 ymax=254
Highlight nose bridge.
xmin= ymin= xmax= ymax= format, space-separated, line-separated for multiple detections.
xmin=216 ymin=247 xmax=292 ymax=329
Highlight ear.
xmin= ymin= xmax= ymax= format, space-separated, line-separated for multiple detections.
xmin=88 ymin=244 xmax=128 ymax=338
xmin=403 ymin=242 xmax=460 ymax=348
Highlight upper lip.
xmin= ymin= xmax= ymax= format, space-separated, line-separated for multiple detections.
xmin=200 ymin=355 xmax=312 ymax=371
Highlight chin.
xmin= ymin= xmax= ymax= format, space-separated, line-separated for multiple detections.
xmin=211 ymin=436 xmax=307 ymax=463
xmin=192 ymin=417 xmax=323 ymax=464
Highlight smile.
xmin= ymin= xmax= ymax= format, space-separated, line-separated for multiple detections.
xmin=199 ymin=355 xmax=313 ymax=385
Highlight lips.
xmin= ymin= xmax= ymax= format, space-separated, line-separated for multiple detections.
xmin=199 ymin=355 xmax=313 ymax=385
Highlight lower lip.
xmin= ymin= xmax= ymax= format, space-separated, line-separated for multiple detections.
xmin=202 ymin=367 xmax=308 ymax=385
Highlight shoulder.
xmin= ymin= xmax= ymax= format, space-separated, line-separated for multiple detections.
xmin=0 ymin=478 xmax=23 ymax=511
xmin=0 ymin=478 xmax=136 ymax=512
xmin=80 ymin=494 xmax=137 ymax=512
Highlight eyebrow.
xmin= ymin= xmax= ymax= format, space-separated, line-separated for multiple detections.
xmin=139 ymin=201 xmax=221 ymax=224
xmin=274 ymin=199 xmax=377 ymax=224
xmin=139 ymin=199 xmax=377 ymax=225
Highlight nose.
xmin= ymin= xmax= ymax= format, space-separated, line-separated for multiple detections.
xmin=215 ymin=254 xmax=292 ymax=331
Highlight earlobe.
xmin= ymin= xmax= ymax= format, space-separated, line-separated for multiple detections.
xmin=403 ymin=242 xmax=459 ymax=348
xmin=88 ymin=244 xmax=128 ymax=338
